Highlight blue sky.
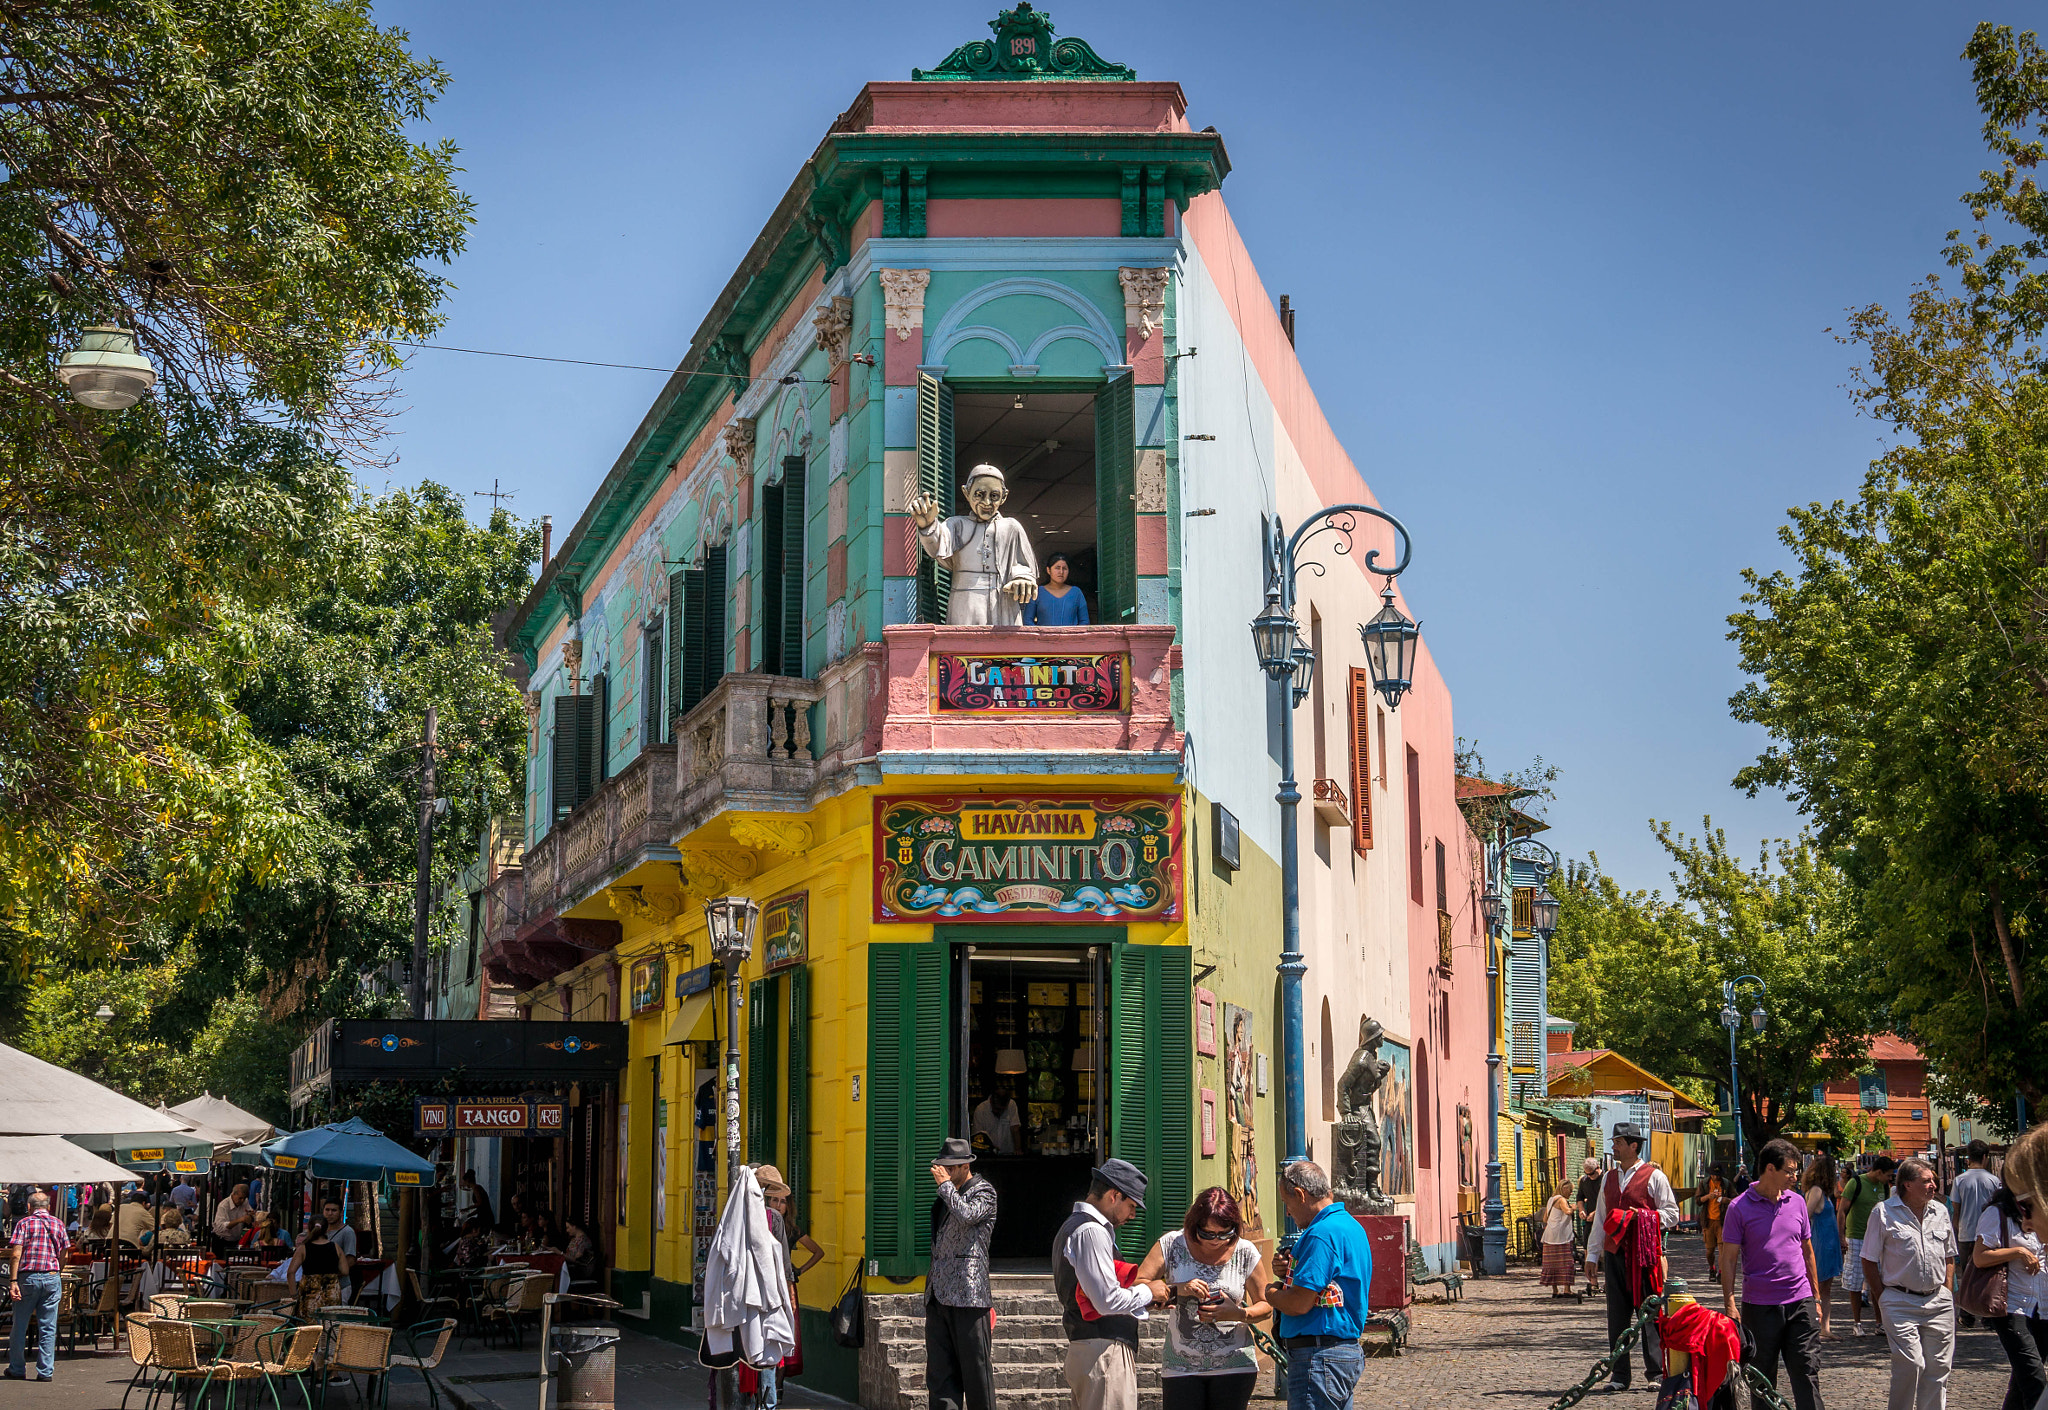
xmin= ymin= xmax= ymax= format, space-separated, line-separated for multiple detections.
xmin=370 ymin=1 xmax=2002 ymax=893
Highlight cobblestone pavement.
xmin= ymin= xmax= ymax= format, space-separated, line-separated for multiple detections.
xmin=1349 ymin=1235 xmax=2011 ymax=1408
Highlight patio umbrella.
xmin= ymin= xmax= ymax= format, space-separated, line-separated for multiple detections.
xmin=165 ymin=1093 xmax=278 ymax=1147
xmin=66 ymin=1129 xmax=215 ymax=1174
xmin=0 ymin=1135 xmax=140 ymax=1184
xmin=0 ymin=1041 xmax=189 ymax=1137
xmin=242 ymin=1117 xmax=435 ymax=1184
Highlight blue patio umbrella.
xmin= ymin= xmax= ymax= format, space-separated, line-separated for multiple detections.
xmin=244 ymin=1117 xmax=436 ymax=1186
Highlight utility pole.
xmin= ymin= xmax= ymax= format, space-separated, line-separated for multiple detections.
xmin=410 ymin=705 xmax=437 ymax=1020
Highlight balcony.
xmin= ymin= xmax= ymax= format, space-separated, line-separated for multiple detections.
xmin=1311 ymin=777 xmax=1351 ymax=828
xmin=520 ymin=743 xmax=678 ymax=922
xmin=872 ymin=624 xmax=1180 ymax=758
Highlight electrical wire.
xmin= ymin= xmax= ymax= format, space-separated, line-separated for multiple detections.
xmin=395 ymin=340 xmax=831 ymax=385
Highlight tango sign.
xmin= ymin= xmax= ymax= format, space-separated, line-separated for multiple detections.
xmin=874 ymin=794 xmax=1181 ymax=923
xmin=415 ymin=1097 xmax=568 ymax=1138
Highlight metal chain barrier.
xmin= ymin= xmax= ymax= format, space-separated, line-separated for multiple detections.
xmin=1543 ymin=1294 xmax=1796 ymax=1410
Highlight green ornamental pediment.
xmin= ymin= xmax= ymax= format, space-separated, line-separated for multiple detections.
xmin=913 ymin=2 xmax=1136 ymax=82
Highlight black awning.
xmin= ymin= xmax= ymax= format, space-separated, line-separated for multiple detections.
xmin=289 ymin=1018 xmax=629 ymax=1107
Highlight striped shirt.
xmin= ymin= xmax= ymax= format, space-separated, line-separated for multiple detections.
xmin=11 ymin=1209 xmax=68 ymax=1273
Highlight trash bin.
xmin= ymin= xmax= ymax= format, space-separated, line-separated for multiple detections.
xmin=549 ymin=1325 xmax=620 ymax=1410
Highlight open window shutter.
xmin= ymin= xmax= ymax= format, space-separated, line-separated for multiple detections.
xmin=867 ymin=942 xmax=949 ymax=1275
xmin=761 ymin=481 xmax=786 ymax=675
xmin=1110 ymin=943 xmax=1192 ymax=1259
xmin=781 ymin=456 xmax=806 ymax=677
xmin=641 ymin=623 xmax=663 ymax=747
xmin=667 ymin=571 xmax=688 ymax=730
xmin=785 ymin=964 xmax=810 ymax=1229
xmin=550 ymin=694 xmax=585 ymax=822
xmin=1095 ymin=371 xmax=1137 ymax=623
xmin=747 ymin=974 xmax=779 ymax=1166
xmin=679 ymin=568 xmax=708 ymax=717
xmin=1347 ymin=668 xmax=1374 ymax=853
xmin=916 ymin=372 xmax=953 ymax=624
xmin=705 ymin=545 xmax=729 ymax=694
xmin=588 ymin=671 xmax=609 ymax=786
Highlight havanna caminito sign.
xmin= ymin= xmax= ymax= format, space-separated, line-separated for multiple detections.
xmin=874 ymin=794 xmax=1181 ymax=923
xmin=931 ymin=651 xmax=1129 ymax=712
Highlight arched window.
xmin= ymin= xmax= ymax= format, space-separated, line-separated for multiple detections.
xmin=1416 ymin=1041 xmax=1433 ymax=1169
xmin=1320 ymin=998 xmax=1336 ymax=1122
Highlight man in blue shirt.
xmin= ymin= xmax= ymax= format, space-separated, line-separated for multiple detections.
xmin=1268 ymin=1161 xmax=1371 ymax=1410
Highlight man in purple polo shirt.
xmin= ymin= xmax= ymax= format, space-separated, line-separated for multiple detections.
xmin=1720 ymin=1138 xmax=1825 ymax=1410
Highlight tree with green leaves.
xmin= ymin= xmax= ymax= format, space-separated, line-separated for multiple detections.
xmin=1729 ymin=22 xmax=2048 ymax=1114
xmin=0 ymin=0 xmax=471 ymax=964
xmin=1548 ymin=822 xmax=1873 ymax=1146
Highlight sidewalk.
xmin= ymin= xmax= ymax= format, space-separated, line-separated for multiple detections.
xmin=428 ymin=1322 xmax=857 ymax=1410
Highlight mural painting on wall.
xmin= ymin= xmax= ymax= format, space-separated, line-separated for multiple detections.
xmin=1457 ymin=1102 xmax=1476 ymax=1189
xmin=874 ymin=795 xmax=1182 ymax=922
xmin=1223 ymin=1003 xmax=1265 ymax=1245
xmin=1378 ymin=1038 xmax=1416 ymax=1200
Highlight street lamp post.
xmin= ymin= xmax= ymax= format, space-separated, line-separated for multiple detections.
xmin=1720 ymin=975 xmax=1768 ymax=1171
xmin=703 ymin=893 xmax=759 ymax=1410
xmin=1249 ymin=506 xmax=1415 ymax=1173
xmin=1478 ymin=835 xmax=1558 ymax=1274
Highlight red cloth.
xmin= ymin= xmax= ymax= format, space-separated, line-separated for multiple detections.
xmin=1657 ymin=1300 xmax=1741 ymax=1405
xmin=1075 ymin=1259 xmax=1138 ymax=1321
xmin=1602 ymin=1206 xmax=1665 ymax=1307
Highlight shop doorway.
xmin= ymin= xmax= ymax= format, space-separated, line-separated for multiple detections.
xmin=958 ymin=944 xmax=1108 ymax=1266
xmin=952 ymin=391 xmax=1099 ymax=620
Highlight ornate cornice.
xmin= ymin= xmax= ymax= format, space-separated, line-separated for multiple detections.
xmin=722 ymin=417 xmax=757 ymax=468
xmin=675 ymin=847 xmax=761 ymax=897
xmin=880 ymin=268 xmax=931 ymax=341
xmin=730 ymin=817 xmax=816 ymax=857
xmin=813 ymin=296 xmax=855 ymax=365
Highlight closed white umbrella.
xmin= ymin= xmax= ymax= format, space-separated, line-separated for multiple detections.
xmin=0 ymin=1135 xmax=138 ymax=1184
xmin=164 ymin=1093 xmax=276 ymax=1147
xmin=0 ymin=1041 xmax=187 ymax=1137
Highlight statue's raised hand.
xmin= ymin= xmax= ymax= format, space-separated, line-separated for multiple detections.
xmin=1005 ymin=579 xmax=1038 ymax=604
xmin=909 ymin=493 xmax=941 ymax=530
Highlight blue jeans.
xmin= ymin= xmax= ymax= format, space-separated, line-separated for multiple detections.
xmin=1284 ymin=1341 xmax=1363 ymax=1410
xmin=8 ymin=1270 xmax=62 ymax=1378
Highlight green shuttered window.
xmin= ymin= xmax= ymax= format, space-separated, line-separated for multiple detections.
xmin=748 ymin=974 xmax=780 ymax=1166
xmin=760 ymin=457 xmax=807 ymax=677
xmin=671 ymin=547 xmax=730 ymax=721
xmin=1095 ymin=371 xmax=1137 ymax=624
xmin=1111 ymin=943 xmax=1192 ymax=1260
xmin=867 ymin=942 xmax=949 ymax=1275
xmin=916 ymin=372 xmax=954 ymax=625
xmin=785 ymin=964 xmax=810 ymax=1229
xmin=550 ymin=693 xmax=597 ymax=822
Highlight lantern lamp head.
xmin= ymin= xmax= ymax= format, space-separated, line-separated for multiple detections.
xmin=1749 ymin=1005 xmax=1767 ymax=1032
xmin=58 ymin=325 xmax=157 ymax=410
xmin=1250 ymin=590 xmax=1297 ymax=680
xmin=703 ymin=895 xmax=760 ymax=963
xmin=1289 ymin=629 xmax=1316 ymax=708
xmin=1479 ymin=890 xmax=1505 ymax=935
xmin=1357 ymin=582 xmax=1419 ymax=710
xmin=1530 ymin=887 xmax=1561 ymax=940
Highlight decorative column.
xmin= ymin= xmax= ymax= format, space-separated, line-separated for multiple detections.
xmin=879 ymin=269 xmax=931 ymax=626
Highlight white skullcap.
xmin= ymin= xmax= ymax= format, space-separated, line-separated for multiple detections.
xmin=964 ymin=463 xmax=1006 ymax=489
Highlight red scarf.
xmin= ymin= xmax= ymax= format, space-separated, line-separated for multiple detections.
xmin=1602 ymin=1205 xmax=1665 ymax=1306
xmin=1657 ymin=1300 xmax=1741 ymax=1404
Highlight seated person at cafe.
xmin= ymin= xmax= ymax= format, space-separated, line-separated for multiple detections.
xmin=116 ymin=1190 xmax=153 ymax=1247
xmin=446 ymin=1217 xmax=489 ymax=1270
xmin=74 ymin=1204 xmax=113 ymax=1248
xmin=149 ymin=1207 xmax=193 ymax=1247
xmin=239 ymin=1211 xmax=290 ymax=1251
xmin=212 ymin=1183 xmax=256 ymax=1247
xmin=319 ymin=1198 xmax=359 ymax=1257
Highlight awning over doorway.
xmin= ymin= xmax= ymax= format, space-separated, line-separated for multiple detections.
xmin=664 ymin=990 xmax=717 ymax=1047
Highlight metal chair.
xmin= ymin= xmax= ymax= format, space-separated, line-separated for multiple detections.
xmin=1406 ymin=1237 xmax=1465 ymax=1302
xmin=385 ymin=1319 xmax=456 ymax=1410
xmin=403 ymin=1271 xmax=458 ymax=1328
xmin=244 ymin=1323 xmax=324 ymax=1410
xmin=320 ymin=1322 xmax=393 ymax=1410
xmin=117 ymin=1313 xmax=160 ymax=1410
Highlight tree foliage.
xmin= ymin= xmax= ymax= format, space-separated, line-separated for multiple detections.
xmin=0 ymin=0 xmax=471 ymax=962
xmin=1729 ymin=22 xmax=2048 ymax=1110
xmin=1548 ymin=822 xmax=1873 ymax=1144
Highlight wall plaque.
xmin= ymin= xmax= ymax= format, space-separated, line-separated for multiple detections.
xmin=414 ymin=1096 xmax=568 ymax=1138
xmin=630 ymin=956 xmax=667 ymax=1015
xmin=762 ymin=893 xmax=808 ymax=972
xmin=874 ymin=794 xmax=1181 ymax=923
xmin=931 ymin=652 xmax=1129 ymax=712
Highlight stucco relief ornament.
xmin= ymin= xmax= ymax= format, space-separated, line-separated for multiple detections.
xmin=909 ymin=464 xmax=1040 ymax=626
xmin=813 ymin=296 xmax=854 ymax=365
xmin=912 ymin=3 xmax=1136 ymax=82
xmin=879 ymin=268 xmax=930 ymax=342
xmin=1331 ymin=1015 xmax=1396 ymax=1214
xmin=1119 ymin=266 xmax=1170 ymax=342
xmin=722 ymin=416 xmax=756 ymax=467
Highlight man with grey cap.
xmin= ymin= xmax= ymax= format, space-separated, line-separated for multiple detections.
xmin=1584 ymin=1122 xmax=1679 ymax=1393
xmin=1053 ymin=1158 xmax=1169 ymax=1410
xmin=926 ymin=1137 xmax=998 ymax=1410
xmin=909 ymin=462 xmax=1039 ymax=625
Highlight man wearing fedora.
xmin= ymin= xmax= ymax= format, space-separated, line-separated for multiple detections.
xmin=1053 ymin=1158 xmax=1171 ymax=1410
xmin=927 ymin=1137 xmax=999 ymax=1410
xmin=1584 ymin=1122 xmax=1680 ymax=1393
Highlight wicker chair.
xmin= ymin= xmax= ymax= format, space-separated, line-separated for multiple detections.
xmin=242 ymin=1323 xmax=324 ymax=1410
xmin=321 ymin=1321 xmax=393 ymax=1410
xmin=479 ymin=1272 xmax=550 ymax=1351
xmin=386 ymin=1319 xmax=457 ymax=1410
xmin=404 ymin=1270 xmax=459 ymax=1328
xmin=148 ymin=1320 xmax=226 ymax=1409
xmin=148 ymin=1293 xmax=188 ymax=1319
xmin=117 ymin=1313 xmax=160 ymax=1410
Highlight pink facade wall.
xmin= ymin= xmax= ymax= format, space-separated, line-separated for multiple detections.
xmin=843 ymin=81 xmax=1192 ymax=134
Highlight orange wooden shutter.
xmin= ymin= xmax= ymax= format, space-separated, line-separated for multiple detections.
xmin=1348 ymin=668 xmax=1374 ymax=853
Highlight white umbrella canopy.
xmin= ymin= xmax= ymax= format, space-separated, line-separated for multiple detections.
xmin=0 ymin=1135 xmax=137 ymax=1184
xmin=0 ymin=1041 xmax=187 ymax=1138
xmin=164 ymin=1093 xmax=276 ymax=1147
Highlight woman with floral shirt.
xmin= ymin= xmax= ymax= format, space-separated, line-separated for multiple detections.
xmin=1130 ymin=1186 xmax=1272 ymax=1410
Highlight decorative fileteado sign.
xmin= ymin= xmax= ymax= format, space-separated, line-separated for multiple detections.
xmin=874 ymin=794 xmax=1182 ymax=923
xmin=762 ymin=893 xmax=808 ymax=972
xmin=415 ymin=1096 xmax=569 ymax=1138
xmin=931 ymin=652 xmax=1129 ymax=713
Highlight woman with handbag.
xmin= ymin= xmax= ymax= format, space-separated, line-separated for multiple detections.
xmin=1968 ymin=1181 xmax=2046 ymax=1410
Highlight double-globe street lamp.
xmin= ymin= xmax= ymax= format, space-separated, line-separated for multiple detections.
xmin=1720 ymin=975 xmax=1768 ymax=1171
xmin=1478 ymin=839 xmax=1560 ymax=1274
xmin=703 ymin=893 xmax=760 ymax=1410
xmin=1249 ymin=504 xmax=1418 ymax=1177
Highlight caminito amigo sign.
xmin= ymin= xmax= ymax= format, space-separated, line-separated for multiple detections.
xmin=874 ymin=794 xmax=1181 ymax=923
xmin=930 ymin=651 xmax=1129 ymax=712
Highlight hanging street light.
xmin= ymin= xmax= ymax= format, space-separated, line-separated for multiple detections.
xmin=1357 ymin=583 xmax=1420 ymax=710
xmin=703 ymin=891 xmax=760 ymax=1410
xmin=94 ymin=1004 xmax=115 ymax=1020
xmin=58 ymin=325 xmax=158 ymax=410
xmin=1530 ymin=886 xmax=1561 ymax=940
xmin=1244 ymin=503 xmax=1414 ymax=1184
xmin=1479 ymin=890 xmax=1506 ymax=935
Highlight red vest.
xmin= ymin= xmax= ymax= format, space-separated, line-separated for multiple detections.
xmin=1604 ymin=1161 xmax=1659 ymax=1213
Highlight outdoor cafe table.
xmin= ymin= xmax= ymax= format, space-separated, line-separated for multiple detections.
xmin=488 ymin=1251 xmax=568 ymax=1289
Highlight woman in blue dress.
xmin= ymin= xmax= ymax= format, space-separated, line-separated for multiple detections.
xmin=1805 ymin=1153 xmax=1843 ymax=1339
xmin=1022 ymin=552 xmax=1089 ymax=626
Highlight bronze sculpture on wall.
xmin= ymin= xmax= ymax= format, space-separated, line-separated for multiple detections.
xmin=1332 ymin=1015 xmax=1395 ymax=1213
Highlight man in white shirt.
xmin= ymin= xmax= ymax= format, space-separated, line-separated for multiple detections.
xmin=970 ymin=1086 xmax=1023 ymax=1155
xmin=1583 ymin=1124 xmax=1680 ymax=1392
xmin=1052 ymin=1159 xmax=1167 ymax=1410
xmin=212 ymin=1184 xmax=254 ymax=1246
xmin=1864 ymin=1157 xmax=1958 ymax=1410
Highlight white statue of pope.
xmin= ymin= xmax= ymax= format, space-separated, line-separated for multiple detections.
xmin=909 ymin=463 xmax=1039 ymax=626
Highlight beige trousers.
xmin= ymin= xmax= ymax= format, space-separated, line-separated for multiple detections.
xmin=1064 ymin=1337 xmax=1137 ymax=1410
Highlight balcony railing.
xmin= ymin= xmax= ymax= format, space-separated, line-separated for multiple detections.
xmin=521 ymin=744 xmax=678 ymax=919
xmin=1312 ymin=777 xmax=1350 ymax=827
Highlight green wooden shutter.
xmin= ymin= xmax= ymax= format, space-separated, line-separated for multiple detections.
xmin=666 ymin=570 xmax=686 ymax=734
xmin=1110 ymin=943 xmax=1192 ymax=1259
xmin=916 ymin=372 xmax=954 ymax=624
xmin=680 ymin=567 xmax=708 ymax=716
xmin=1095 ymin=371 xmax=1137 ymax=623
xmin=761 ymin=481 xmax=785 ymax=675
xmin=704 ymin=545 xmax=729 ymax=693
xmin=747 ymin=974 xmax=779 ymax=1166
xmin=785 ymin=965 xmax=810 ymax=1230
xmin=550 ymin=694 xmax=584 ymax=822
xmin=867 ymin=942 xmax=949 ymax=1275
xmin=780 ymin=456 xmax=806 ymax=677
xmin=588 ymin=671 xmax=609 ymax=786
